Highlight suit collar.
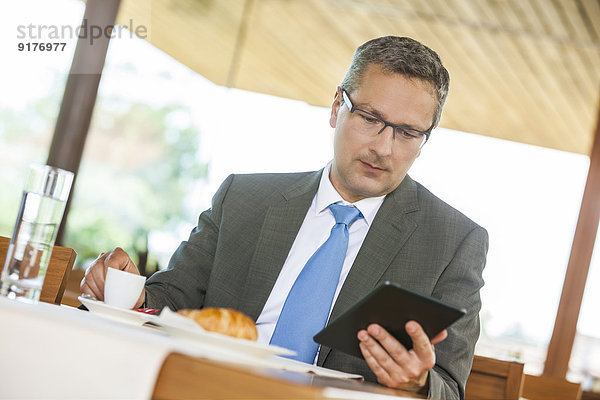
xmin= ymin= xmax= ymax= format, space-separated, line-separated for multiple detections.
xmin=389 ymin=174 xmax=419 ymax=214
xmin=281 ymin=169 xmax=323 ymax=200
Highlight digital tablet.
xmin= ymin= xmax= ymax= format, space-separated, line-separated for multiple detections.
xmin=313 ymin=281 xmax=466 ymax=359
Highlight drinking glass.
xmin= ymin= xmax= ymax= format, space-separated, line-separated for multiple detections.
xmin=0 ymin=164 xmax=74 ymax=303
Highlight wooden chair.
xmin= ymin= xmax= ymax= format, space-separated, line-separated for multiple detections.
xmin=521 ymin=374 xmax=582 ymax=400
xmin=0 ymin=236 xmax=77 ymax=304
xmin=61 ymin=267 xmax=86 ymax=307
xmin=465 ymin=355 xmax=525 ymax=400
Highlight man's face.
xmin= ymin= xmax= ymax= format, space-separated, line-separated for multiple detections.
xmin=329 ymin=64 xmax=437 ymax=203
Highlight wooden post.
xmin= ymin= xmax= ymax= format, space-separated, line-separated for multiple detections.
xmin=47 ymin=0 xmax=121 ymax=245
xmin=543 ymin=97 xmax=600 ymax=378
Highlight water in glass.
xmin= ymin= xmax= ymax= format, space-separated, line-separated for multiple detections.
xmin=0 ymin=164 xmax=73 ymax=303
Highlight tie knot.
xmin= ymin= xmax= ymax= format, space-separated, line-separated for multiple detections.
xmin=328 ymin=204 xmax=362 ymax=227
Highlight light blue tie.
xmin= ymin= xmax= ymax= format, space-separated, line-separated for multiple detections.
xmin=270 ymin=203 xmax=363 ymax=363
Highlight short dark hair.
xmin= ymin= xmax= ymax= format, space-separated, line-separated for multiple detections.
xmin=341 ymin=36 xmax=450 ymax=126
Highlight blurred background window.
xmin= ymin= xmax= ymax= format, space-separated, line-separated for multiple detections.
xmin=0 ymin=1 xmax=82 ymax=239
xmin=1 ymin=0 xmax=598 ymax=392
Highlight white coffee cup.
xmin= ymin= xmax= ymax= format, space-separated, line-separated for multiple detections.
xmin=104 ymin=268 xmax=146 ymax=309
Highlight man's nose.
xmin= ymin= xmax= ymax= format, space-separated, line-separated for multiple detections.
xmin=369 ymin=125 xmax=394 ymax=157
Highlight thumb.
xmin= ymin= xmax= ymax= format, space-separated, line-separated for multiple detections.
xmin=431 ymin=329 xmax=448 ymax=345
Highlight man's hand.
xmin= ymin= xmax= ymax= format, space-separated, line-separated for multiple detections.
xmin=80 ymin=247 xmax=145 ymax=308
xmin=358 ymin=321 xmax=447 ymax=392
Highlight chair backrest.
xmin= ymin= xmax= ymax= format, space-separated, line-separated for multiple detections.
xmin=465 ymin=355 xmax=525 ymax=400
xmin=521 ymin=374 xmax=582 ymax=400
xmin=0 ymin=236 xmax=77 ymax=304
xmin=61 ymin=267 xmax=86 ymax=308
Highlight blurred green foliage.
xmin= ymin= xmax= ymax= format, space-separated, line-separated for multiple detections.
xmin=0 ymin=89 xmax=62 ymax=237
xmin=0 ymin=74 xmax=207 ymax=272
xmin=66 ymin=100 xmax=207 ymax=270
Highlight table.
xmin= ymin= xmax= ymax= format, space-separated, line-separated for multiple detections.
xmin=154 ymin=353 xmax=423 ymax=399
xmin=0 ymin=297 xmax=422 ymax=399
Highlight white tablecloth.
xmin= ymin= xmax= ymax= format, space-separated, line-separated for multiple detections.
xmin=0 ymin=297 xmax=173 ymax=399
xmin=0 ymin=297 xmax=366 ymax=399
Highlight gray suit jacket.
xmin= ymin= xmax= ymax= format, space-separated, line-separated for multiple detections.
xmin=145 ymin=170 xmax=488 ymax=400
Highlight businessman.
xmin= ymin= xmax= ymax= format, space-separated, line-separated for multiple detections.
xmin=81 ymin=36 xmax=488 ymax=399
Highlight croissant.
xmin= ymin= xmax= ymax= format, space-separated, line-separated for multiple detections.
xmin=177 ymin=307 xmax=258 ymax=341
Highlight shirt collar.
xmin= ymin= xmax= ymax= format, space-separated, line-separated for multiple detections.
xmin=315 ymin=162 xmax=386 ymax=226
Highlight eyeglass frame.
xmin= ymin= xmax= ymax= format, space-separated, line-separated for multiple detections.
xmin=339 ymin=87 xmax=434 ymax=149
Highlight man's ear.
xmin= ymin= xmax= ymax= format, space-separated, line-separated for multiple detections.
xmin=329 ymin=88 xmax=342 ymax=129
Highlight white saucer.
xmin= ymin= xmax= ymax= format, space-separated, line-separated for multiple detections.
xmin=79 ymin=296 xmax=159 ymax=326
xmin=78 ymin=298 xmax=295 ymax=358
xmin=155 ymin=308 xmax=296 ymax=359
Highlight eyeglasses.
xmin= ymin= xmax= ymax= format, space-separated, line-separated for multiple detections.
xmin=340 ymin=88 xmax=433 ymax=150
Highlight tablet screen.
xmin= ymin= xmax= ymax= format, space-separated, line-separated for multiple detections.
xmin=313 ymin=281 xmax=466 ymax=359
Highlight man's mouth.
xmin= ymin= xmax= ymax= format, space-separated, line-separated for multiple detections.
xmin=360 ymin=160 xmax=386 ymax=172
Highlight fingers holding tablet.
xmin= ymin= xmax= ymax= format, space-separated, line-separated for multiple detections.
xmin=357 ymin=321 xmax=440 ymax=391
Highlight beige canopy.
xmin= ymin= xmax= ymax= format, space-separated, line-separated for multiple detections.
xmin=116 ymin=0 xmax=600 ymax=155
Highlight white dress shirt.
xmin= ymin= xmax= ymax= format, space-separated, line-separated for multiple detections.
xmin=255 ymin=162 xmax=385 ymax=350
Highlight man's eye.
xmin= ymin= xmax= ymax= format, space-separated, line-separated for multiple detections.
xmin=399 ymin=129 xmax=420 ymax=139
xmin=360 ymin=114 xmax=379 ymax=124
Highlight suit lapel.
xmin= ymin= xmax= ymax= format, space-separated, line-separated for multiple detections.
xmin=317 ymin=175 xmax=420 ymax=365
xmin=241 ymin=171 xmax=322 ymax=321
